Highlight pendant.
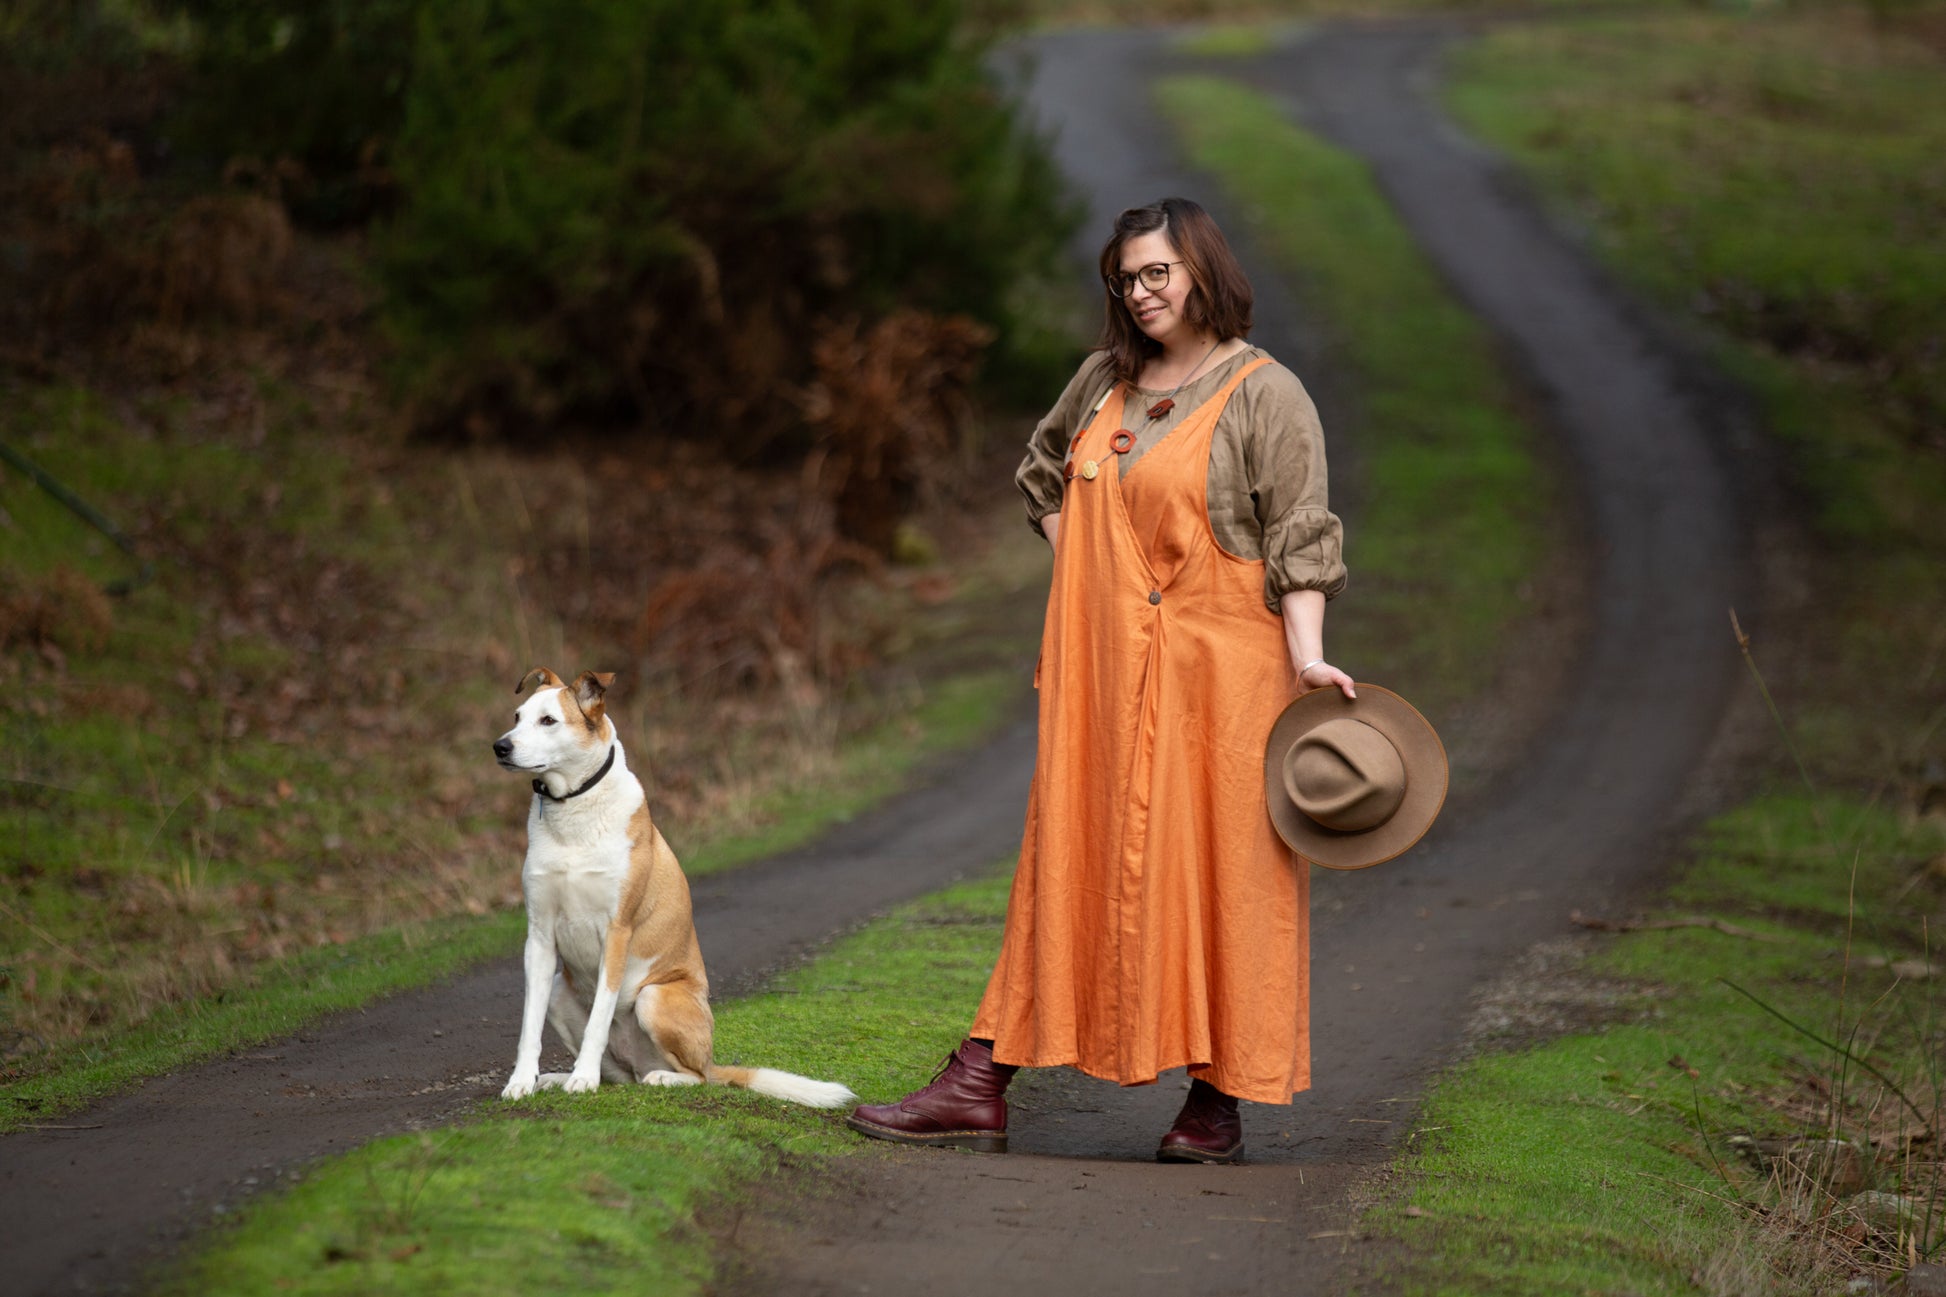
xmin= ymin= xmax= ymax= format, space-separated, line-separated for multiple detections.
xmin=1146 ymin=398 xmax=1175 ymax=420
xmin=1080 ymin=460 xmax=1099 ymax=480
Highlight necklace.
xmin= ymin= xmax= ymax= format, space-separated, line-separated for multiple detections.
xmin=1144 ymin=339 xmax=1225 ymax=420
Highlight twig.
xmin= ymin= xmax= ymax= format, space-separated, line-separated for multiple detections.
xmin=1729 ymin=610 xmax=1824 ymax=826
xmin=1570 ymin=910 xmax=1787 ymax=942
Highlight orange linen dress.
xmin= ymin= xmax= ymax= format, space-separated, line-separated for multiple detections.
xmin=972 ymin=358 xmax=1311 ymax=1105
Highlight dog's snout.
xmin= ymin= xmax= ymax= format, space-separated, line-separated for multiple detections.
xmin=493 ymin=737 xmax=514 ymax=760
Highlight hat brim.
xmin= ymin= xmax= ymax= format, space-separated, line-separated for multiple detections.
xmin=1265 ymin=684 xmax=1447 ymax=870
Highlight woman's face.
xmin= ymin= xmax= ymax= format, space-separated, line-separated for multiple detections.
xmin=1117 ymin=229 xmax=1195 ymax=348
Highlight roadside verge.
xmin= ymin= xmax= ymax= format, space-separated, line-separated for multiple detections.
xmin=1344 ymin=10 xmax=1946 ymax=1290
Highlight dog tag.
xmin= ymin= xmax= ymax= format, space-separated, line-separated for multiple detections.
xmin=1080 ymin=460 xmax=1099 ymax=480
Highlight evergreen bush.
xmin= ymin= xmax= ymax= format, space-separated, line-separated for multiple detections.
xmin=381 ymin=0 xmax=1073 ymax=443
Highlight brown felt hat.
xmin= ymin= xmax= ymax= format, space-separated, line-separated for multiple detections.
xmin=1265 ymin=684 xmax=1447 ymax=871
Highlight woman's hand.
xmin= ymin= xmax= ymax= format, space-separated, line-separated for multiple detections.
xmin=1299 ymin=660 xmax=1356 ymax=700
xmin=1280 ymin=590 xmax=1355 ymax=699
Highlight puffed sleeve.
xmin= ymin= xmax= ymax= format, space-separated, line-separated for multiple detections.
xmin=1015 ymin=352 xmax=1117 ymax=537
xmin=1238 ymin=366 xmax=1348 ymax=608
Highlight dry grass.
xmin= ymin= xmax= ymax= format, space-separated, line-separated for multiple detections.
xmin=1735 ymin=1089 xmax=1942 ymax=1271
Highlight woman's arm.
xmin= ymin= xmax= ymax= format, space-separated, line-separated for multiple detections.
xmin=1042 ymin=511 xmax=1061 ymax=553
xmin=1280 ymin=589 xmax=1355 ymax=699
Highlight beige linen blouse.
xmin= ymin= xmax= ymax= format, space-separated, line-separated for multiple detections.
xmin=1015 ymin=347 xmax=1348 ymax=608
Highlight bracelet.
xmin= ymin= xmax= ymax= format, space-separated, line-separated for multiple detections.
xmin=1300 ymin=658 xmax=1327 ymax=674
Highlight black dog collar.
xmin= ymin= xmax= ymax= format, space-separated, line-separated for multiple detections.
xmin=534 ymin=745 xmax=616 ymax=804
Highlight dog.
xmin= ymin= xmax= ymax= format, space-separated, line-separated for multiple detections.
xmin=493 ymin=667 xmax=855 ymax=1107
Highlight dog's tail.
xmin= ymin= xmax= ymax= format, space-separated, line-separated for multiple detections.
xmin=708 ymin=1064 xmax=856 ymax=1109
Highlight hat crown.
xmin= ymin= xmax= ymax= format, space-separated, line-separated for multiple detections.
xmin=1283 ymin=718 xmax=1406 ymax=833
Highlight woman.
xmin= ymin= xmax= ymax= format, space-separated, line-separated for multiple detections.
xmin=850 ymin=197 xmax=1353 ymax=1163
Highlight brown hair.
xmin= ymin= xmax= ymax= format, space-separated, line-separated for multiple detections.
xmin=1096 ymin=197 xmax=1254 ymax=385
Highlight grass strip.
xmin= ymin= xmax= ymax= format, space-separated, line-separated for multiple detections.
xmin=164 ymin=870 xmax=1013 ymax=1296
xmin=1155 ymin=74 xmax=1552 ymax=719
xmin=1175 ymin=23 xmax=1282 ymax=58
xmin=1357 ymin=792 xmax=1944 ymax=1294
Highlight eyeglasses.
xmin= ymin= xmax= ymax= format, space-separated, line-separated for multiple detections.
xmin=1106 ymin=260 xmax=1185 ymax=298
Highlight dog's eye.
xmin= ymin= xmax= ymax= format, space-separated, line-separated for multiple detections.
xmin=539 ymin=716 xmax=557 ymax=726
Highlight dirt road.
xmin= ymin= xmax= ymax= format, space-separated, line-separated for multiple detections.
xmin=0 ymin=19 xmax=1755 ymax=1297
xmin=724 ymin=20 xmax=1754 ymax=1295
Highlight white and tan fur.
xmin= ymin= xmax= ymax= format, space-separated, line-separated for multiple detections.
xmin=494 ymin=667 xmax=854 ymax=1107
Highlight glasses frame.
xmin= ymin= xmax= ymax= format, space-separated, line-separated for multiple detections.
xmin=1106 ymin=260 xmax=1186 ymax=299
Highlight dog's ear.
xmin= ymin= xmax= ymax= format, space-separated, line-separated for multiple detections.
xmin=570 ymin=671 xmax=616 ymax=727
xmin=515 ymin=666 xmax=565 ymax=695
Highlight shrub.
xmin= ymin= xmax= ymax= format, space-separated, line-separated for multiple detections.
xmin=374 ymin=0 xmax=1074 ymax=448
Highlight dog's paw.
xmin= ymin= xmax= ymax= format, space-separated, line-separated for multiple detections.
xmin=562 ymin=1068 xmax=601 ymax=1094
xmin=641 ymin=1069 xmax=702 ymax=1088
xmin=501 ymin=1072 xmax=539 ymax=1100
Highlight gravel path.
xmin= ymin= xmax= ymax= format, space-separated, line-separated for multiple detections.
xmin=0 ymin=19 xmax=1756 ymax=1297
xmin=724 ymin=20 xmax=1754 ymax=1296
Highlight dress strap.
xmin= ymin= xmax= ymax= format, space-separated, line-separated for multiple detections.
xmin=1205 ymin=356 xmax=1275 ymax=409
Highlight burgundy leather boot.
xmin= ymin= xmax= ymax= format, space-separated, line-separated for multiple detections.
xmin=847 ymin=1038 xmax=1016 ymax=1153
xmin=1156 ymin=1078 xmax=1244 ymax=1163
